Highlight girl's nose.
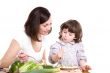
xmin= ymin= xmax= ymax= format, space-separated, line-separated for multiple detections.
xmin=65 ymin=33 xmax=69 ymax=37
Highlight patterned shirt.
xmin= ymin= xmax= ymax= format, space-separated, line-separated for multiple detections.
xmin=49 ymin=40 xmax=87 ymax=67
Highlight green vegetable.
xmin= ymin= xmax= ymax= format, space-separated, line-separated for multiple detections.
xmin=9 ymin=60 xmax=60 ymax=73
xmin=41 ymin=65 xmax=60 ymax=73
xmin=19 ymin=61 xmax=39 ymax=72
xmin=9 ymin=60 xmax=24 ymax=73
xmin=23 ymin=65 xmax=60 ymax=73
xmin=9 ymin=60 xmax=39 ymax=73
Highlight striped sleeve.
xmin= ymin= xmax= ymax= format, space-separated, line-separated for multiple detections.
xmin=76 ymin=43 xmax=87 ymax=65
xmin=48 ymin=43 xmax=60 ymax=64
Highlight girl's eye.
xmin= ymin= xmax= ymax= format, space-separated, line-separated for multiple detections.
xmin=69 ymin=33 xmax=75 ymax=36
xmin=69 ymin=34 xmax=72 ymax=36
xmin=64 ymin=32 xmax=67 ymax=33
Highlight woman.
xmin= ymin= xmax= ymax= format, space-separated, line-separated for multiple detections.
xmin=0 ymin=6 xmax=52 ymax=68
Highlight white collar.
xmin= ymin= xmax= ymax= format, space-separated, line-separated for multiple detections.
xmin=56 ymin=40 xmax=75 ymax=46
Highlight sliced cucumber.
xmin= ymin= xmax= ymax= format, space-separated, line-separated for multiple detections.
xmin=22 ymin=65 xmax=60 ymax=73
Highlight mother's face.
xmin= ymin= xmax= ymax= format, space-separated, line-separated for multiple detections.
xmin=39 ymin=17 xmax=52 ymax=35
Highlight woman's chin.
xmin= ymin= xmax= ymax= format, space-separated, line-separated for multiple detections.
xmin=42 ymin=33 xmax=49 ymax=36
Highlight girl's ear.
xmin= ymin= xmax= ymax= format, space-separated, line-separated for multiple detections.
xmin=59 ymin=31 xmax=62 ymax=39
xmin=59 ymin=32 xmax=61 ymax=35
xmin=73 ymin=37 xmax=76 ymax=39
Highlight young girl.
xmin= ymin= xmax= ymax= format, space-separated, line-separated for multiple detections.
xmin=49 ymin=19 xmax=91 ymax=72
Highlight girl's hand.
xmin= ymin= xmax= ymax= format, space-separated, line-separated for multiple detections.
xmin=80 ymin=65 xmax=91 ymax=71
xmin=57 ymin=48 xmax=64 ymax=59
xmin=51 ymin=48 xmax=64 ymax=63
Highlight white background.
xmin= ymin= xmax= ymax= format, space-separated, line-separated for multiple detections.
xmin=0 ymin=0 xmax=110 ymax=73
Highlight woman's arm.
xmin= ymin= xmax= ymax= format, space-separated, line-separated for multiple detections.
xmin=0 ymin=39 xmax=21 ymax=68
xmin=42 ymin=50 xmax=46 ymax=64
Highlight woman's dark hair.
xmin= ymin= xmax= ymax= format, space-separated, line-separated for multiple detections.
xmin=59 ymin=19 xmax=83 ymax=43
xmin=24 ymin=7 xmax=51 ymax=41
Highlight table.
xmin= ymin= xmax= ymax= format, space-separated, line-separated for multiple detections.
xmin=0 ymin=68 xmax=90 ymax=73
xmin=0 ymin=68 xmax=9 ymax=73
xmin=57 ymin=69 xmax=82 ymax=73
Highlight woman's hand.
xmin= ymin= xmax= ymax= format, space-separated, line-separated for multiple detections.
xmin=18 ymin=51 xmax=42 ymax=64
xmin=18 ymin=52 xmax=29 ymax=63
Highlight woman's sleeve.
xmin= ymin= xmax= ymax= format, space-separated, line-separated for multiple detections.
xmin=13 ymin=31 xmax=24 ymax=48
xmin=13 ymin=31 xmax=28 ymax=49
xmin=76 ymin=43 xmax=87 ymax=65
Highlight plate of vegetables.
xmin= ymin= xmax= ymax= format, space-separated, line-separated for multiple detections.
xmin=9 ymin=60 xmax=60 ymax=73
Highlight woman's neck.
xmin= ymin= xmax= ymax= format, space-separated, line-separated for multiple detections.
xmin=38 ymin=34 xmax=44 ymax=41
xmin=31 ymin=34 xmax=44 ymax=52
xmin=31 ymin=40 xmax=42 ymax=52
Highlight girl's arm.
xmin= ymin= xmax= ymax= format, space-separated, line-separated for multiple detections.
xmin=79 ymin=59 xmax=86 ymax=67
xmin=49 ymin=48 xmax=63 ymax=64
xmin=77 ymin=43 xmax=91 ymax=70
xmin=76 ymin=43 xmax=87 ymax=65
xmin=80 ymin=60 xmax=91 ymax=71
xmin=49 ymin=51 xmax=59 ymax=64
xmin=0 ymin=39 xmax=20 ymax=68
xmin=51 ymin=54 xmax=59 ymax=63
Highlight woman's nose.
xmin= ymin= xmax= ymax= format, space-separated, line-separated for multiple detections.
xmin=47 ymin=25 xmax=52 ymax=30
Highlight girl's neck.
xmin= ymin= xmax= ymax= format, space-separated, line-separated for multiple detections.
xmin=60 ymin=39 xmax=75 ymax=44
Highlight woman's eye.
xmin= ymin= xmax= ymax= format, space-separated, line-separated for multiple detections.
xmin=43 ymin=25 xmax=47 ymax=27
xmin=43 ymin=24 xmax=47 ymax=27
xmin=43 ymin=23 xmax=51 ymax=27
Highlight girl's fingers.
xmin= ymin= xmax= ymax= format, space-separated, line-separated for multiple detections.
xmin=81 ymin=65 xmax=91 ymax=71
xmin=58 ymin=48 xmax=64 ymax=57
xmin=86 ymin=65 xmax=91 ymax=70
xmin=80 ymin=66 xmax=86 ymax=70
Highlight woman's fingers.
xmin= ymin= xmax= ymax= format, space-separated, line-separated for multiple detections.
xmin=18 ymin=52 xmax=29 ymax=62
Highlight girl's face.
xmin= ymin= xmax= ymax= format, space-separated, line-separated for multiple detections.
xmin=39 ymin=17 xmax=52 ymax=36
xmin=60 ymin=29 xmax=76 ymax=43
